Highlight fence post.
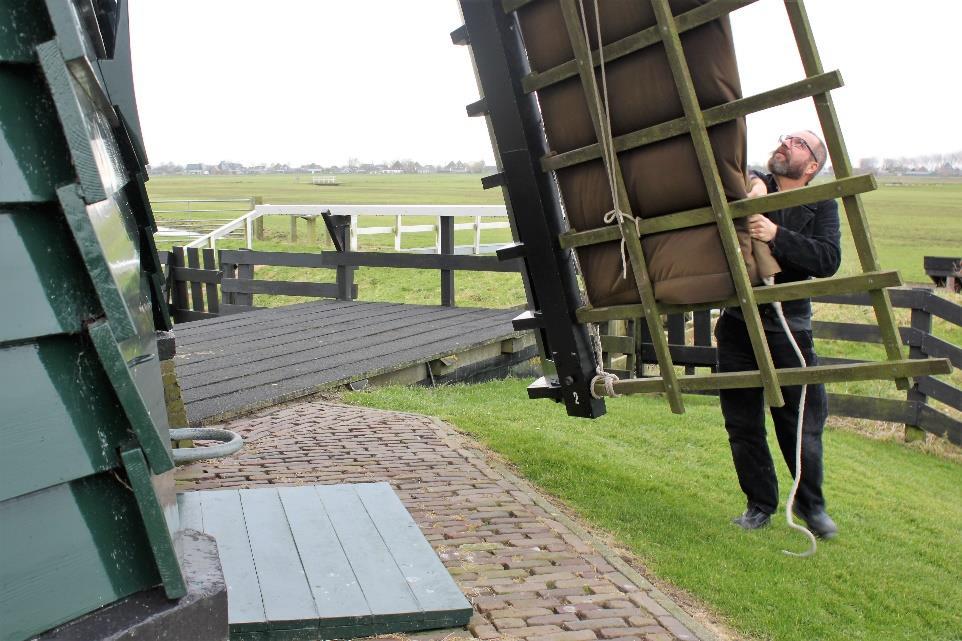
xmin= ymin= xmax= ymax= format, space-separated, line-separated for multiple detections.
xmin=253 ymin=196 xmax=264 ymax=240
xmin=330 ymin=215 xmax=354 ymax=301
xmin=905 ymin=289 xmax=932 ymax=442
xmin=289 ymin=216 xmax=298 ymax=244
xmin=440 ymin=216 xmax=455 ymax=307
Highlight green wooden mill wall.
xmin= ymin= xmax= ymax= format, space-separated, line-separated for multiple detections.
xmin=0 ymin=1 xmax=184 ymax=639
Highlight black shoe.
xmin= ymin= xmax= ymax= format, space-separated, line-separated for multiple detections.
xmin=732 ymin=506 xmax=771 ymax=530
xmin=795 ymin=509 xmax=838 ymax=539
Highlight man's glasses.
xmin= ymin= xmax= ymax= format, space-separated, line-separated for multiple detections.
xmin=779 ymin=134 xmax=817 ymax=162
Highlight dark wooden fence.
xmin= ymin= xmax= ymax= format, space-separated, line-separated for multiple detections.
xmin=159 ymin=225 xmax=523 ymax=321
xmin=602 ymin=287 xmax=961 ymax=445
xmin=924 ymin=256 xmax=961 ymax=292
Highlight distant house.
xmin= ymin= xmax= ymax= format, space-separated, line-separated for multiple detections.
xmin=185 ymin=163 xmax=206 ymax=175
xmin=217 ymin=161 xmax=244 ymax=174
xmin=443 ymin=161 xmax=468 ymax=173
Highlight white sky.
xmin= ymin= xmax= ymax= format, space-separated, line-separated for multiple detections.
xmin=129 ymin=0 xmax=961 ymax=168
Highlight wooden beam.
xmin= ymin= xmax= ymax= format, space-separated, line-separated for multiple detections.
xmin=558 ymin=0 xmax=684 ymax=413
xmin=594 ymin=358 xmax=951 ymax=397
xmin=651 ymin=0 xmax=783 ymax=407
xmin=783 ymin=0 xmax=908 ymax=390
xmin=544 ymin=71 xmax=844 ymax=172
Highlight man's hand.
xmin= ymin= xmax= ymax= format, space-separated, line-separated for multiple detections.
xmin=747 ymin=177 xmax=767 ymax=199
xmin=747 ymin=214 xmax=778 ymax=243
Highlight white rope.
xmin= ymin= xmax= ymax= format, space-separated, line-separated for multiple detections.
xmin=588 ymin=323 xmax=621 ymax=399
xmin=765 ymin=277 xmax=817 ymax=558
xmin=577 ymin=0 xmax=641 ymax=280
xmin=573 ymin=0 xmax=626 ymax=399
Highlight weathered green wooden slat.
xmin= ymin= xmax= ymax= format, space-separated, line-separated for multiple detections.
xmin=120 ymin=446 xmax=186 ymax=599
xmin=559 ymin=174 xmax=875 ymax=249
xmin=195 ymin=490 xmax=269 ymax=632
xmin=176 ymin=491 xmax=205 ymax=531
xmin=0 ymin=337 xmax=130 ymax=503
xmin=0 ymin=475 xmax=161 ymax=641
xmin=37 ymin=41 xmax=126 ymax=203
xmin=577 ymin=271 xmax=903 ymax=322
xmin=57 ymin=185 xmax=140 ymax=342
xmin=355 ymin=483 xmax=472 ymax=616
xmin=0 ymin=66 xmax=74 ymax=203
xmin=0 ymin=0 xmax=53 ymax=62
xmin=595 ymin=357 xmax=950 ymax=397
xmin=87 ymin=319 xmax=174 ymax=473
xmin=520 ymin=0 xmax=756 ymax=93
xmin=544 ymin=70 xmax=843 ymax=172
xmin=315 ymin=484 xmax=424 ymax=621
xmin=601 ymin=334 xmax=635 ymax=354
xmin=0 ymin=208 xmax=99 ymax=342
xmin=558 ymin=0 xmax=684 ymax=413
xmin=651 ymin=0 xmax=783 ymax=407
xmin=278 ymin=486 xmax=373 ymax=627
xmin=782 ymin=0 xmax=908 ymax=390
xmin=240 ymin=489 xmax=320 ymax=631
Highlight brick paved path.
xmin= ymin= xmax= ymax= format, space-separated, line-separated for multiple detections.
xmin=177 ymin=401 xmax=719 ymax=641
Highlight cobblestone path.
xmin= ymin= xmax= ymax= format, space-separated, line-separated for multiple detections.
xmin=176 ymin=401 xmax=719 ymax=641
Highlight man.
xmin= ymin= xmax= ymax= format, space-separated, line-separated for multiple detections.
xmin=716 ymin=130 xmax=841 ymax=538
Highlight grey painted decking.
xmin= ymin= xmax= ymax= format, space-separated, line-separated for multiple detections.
xmin=178 ymin=483 xmax=472 ymax=639
xmin=174 ymin=300 xmax=526 ymax=424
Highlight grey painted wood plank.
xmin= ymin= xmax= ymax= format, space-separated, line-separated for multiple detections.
xmin=175 ymin=303 xmax=470 ymax=372
xmin=176 ymin=300 xmax=373 ymax=342
xmin=185 ymin=317 xmax=521 ymax=421
xmin=176 ymin=305 xmax=483 ymax=379
xmin=196 ymin=489 xmax=268 ymax=630
xmin=239 ymin=488 xmax=319 ymax=629
xmin=355 ymin=483 xmax=471 ymax=614
xmin=176 ymin=491 xmax=204 ymax=531
xmin=180 ymin=309 xmax=497 ymax=398
xmin=315 ymin=485 xmax=422 ymax=619
xmin=277 ymin=486 xmax=372 ymax=625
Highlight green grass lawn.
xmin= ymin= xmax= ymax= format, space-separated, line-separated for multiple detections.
xmin=344 ymin=380 xmax=962 ymax=641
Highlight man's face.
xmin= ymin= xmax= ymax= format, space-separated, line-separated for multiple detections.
xmin=768 ymin=131 xmax=819 ymax=180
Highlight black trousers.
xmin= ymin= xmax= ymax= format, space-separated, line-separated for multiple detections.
xmin=714 ymin=312 xmax=828 ymax=516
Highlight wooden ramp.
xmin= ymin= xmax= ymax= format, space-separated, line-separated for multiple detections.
xmin=174 ymin=300 xmax=533 ymax=424
xmin=177 ymin=483 xmax=473 ymax=640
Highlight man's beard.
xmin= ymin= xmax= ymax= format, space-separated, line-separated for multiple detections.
xmin=768 ymin=151 xmax=805 ymax=180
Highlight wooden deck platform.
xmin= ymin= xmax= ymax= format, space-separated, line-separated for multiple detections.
xmin=174 ymin=300 xmax=534 ymax=424
xmin=178 ymin=483 xmax=472 ymax=640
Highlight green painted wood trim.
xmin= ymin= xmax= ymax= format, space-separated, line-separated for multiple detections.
xmin=577 ymin=271 xmax=902 ymax=322
xmin=559 ymin=174 xmax=875 ymax=249
xmin=522 ymin=0 xmax=757 ymax=93
xmin=558 ymin=0 xmax=683 ymax=413
xmin=0 ymin=474 xmax=162 ymax=641
xmin=88 ymin=319 xmax=175 ymax=473
xmin=120 ymin=445 xmax=186 ymax=599
xmin=57 ymin=185 xmax=138 ymax=342
xmin=783 ymin=0 xmax=908 ymax=389
xmin=0 ymin=0 xmax=53 ymax=62
xmin=594 ymin=357 xmax=950 ymax=397
xmin=36 ymin=41 xmax=108 ymax=203
xmin=543 ymin=70 xmax=843 ymax=172
xmin=650 ymin=0 xmax=783 ymax=407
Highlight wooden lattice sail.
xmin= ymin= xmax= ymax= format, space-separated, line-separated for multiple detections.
xmin=456 ymin=0 xmax=951 ymax=417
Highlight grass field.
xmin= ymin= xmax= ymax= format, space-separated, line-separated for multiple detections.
xmin=152 ymin=174 xmax=961 ymax=640
xmin=343 ymin=380 xmax=962 ymax=641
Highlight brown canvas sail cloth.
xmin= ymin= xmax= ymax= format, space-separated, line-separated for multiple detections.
xmin=516 ymin=0 xmax=779 ymax=306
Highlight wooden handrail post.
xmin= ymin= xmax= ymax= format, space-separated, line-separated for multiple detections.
xmin=905 ymin=289 xmax=932 ymax=442
xmin=440 ymin=216 xmax=455 ymax=307
xmin=253 ymin=196 xmax=264 ymax=241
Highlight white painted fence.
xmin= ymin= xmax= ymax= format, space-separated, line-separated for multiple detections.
xmin=181 ymin=204 xmax=511 ymax=253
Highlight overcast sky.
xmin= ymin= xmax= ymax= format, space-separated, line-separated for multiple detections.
xmin=129 ymin=0 xmax=960 ymax=167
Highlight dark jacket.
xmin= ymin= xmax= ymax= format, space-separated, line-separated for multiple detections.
xmin=728 ymin=171 xmax=842 ymax=331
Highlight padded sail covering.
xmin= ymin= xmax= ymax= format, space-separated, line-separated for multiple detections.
xmin=516 ymin=0 xmax=777 ymax=306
